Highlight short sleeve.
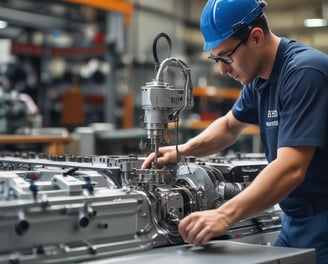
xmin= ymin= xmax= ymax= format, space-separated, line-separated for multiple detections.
xmin=278 ymin=68 xmax=328 ymax=149
xmin=232 ymin=84 xmax=259 ymax=125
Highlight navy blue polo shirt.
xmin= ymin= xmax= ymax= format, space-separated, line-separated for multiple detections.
xmin=232 ymin=37 xmax=328 ymax=202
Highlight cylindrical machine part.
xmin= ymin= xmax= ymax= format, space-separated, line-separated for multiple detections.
xmin=217 ymin=182 xmax=249 ymax=200
xmin=15 ymin=211 xmax=30 ymax=236
xmin=78 ymin=211 xmax=90 ymax=228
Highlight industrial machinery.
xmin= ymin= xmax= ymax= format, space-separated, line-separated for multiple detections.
xmin=141 ymin=32 xmax=194 ymax=167
xmin=0 ymin=152 xmax=281 ymax=264
xmin=0 ymin=34 xmax=284 ymax=263
xmin=0 ymin=75 xmax=40 ymax=134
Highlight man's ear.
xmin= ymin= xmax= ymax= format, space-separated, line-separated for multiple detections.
xmin=249 ymin=28 xmax=264 ymax=45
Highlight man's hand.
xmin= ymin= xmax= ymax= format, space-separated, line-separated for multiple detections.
xmin=141 ymin=145 xmax=181 ymax=169
xmin=178 ymin=209 xmax=230 ymax=246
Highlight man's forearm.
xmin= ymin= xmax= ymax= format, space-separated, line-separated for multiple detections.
xmin=180 ymin=112 xmax=244 ymax=157
xmin=216 ymin=146 xmax=314 ymax=227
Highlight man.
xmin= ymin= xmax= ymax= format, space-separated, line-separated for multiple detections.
xmin=141 ymin=0 xmax=328 ymax=263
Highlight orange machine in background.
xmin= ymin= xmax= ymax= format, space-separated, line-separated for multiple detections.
xmin=61 ymin=79 xmax=86 ymax=126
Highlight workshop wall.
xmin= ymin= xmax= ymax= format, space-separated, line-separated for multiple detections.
xmin=0 ymin=0 xmax=327 ymax=155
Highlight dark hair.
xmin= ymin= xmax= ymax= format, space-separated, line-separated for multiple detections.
xmin=232 ymin=14 xmax=270 ymax=41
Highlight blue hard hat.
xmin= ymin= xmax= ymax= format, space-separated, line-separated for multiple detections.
xmin=200 ymin=0 xmax=267 ymax=51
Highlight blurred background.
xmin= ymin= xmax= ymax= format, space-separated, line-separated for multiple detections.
xmin=0 ymin=0 xmax=326 ymax=156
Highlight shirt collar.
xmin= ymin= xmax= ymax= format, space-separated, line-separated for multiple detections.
xmin=254 ymin=37 xmax=290 ymax=90
xmin=267 ymin=37 xmax=289 ymax=84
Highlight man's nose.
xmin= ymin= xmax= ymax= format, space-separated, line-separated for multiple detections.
xmin=219 ymin=62 xmax=232 ymax=75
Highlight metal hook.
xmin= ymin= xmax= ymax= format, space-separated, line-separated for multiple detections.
xmin=152 ymin=32 xmax=172 ymax=73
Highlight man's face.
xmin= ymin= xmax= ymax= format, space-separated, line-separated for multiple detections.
xmin=209 ymin=33 xmax=260 ymax=85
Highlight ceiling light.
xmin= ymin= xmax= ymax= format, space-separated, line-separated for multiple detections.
xmin=0 ymin=20 xmax=8 ymax=29
xmin=304 ymin=18 xmax=328 ymax=28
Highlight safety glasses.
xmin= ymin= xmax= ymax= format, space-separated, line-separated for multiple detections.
xmin=208 ymin=29 xmax=251 ymax=65
xmin=208 ymin=39 xmax=244 ymax=65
